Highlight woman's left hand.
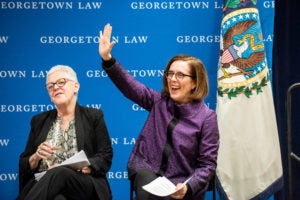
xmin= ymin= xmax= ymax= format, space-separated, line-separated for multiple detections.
xmin=78 ymin=166 xmax=92 ymax=174
xmin=170 ymin=184 xmax=188 ymax=199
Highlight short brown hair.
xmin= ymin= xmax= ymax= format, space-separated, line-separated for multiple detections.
xmin=162 ymin=54 xmax=209 ymax=101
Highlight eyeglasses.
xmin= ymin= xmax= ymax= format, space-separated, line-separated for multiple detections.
xmin=45 ymin=78 xmax=70 ymax=91
xmin=165 ymin=71 xmax=194 ymax=80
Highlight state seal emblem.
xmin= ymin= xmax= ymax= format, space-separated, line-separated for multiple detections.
xmin=217 ymin=7 xmax=270 ymax=99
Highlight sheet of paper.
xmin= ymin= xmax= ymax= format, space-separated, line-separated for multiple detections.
xmin=34 ymin=150 xmax=90 ymax=181
xmin=34 ymin=171 xmax=46 ymax=181
xmin=59 ymin=150 xmax=90 ymax=169
xmin=142 ymin=176 xmax=192 ymax=197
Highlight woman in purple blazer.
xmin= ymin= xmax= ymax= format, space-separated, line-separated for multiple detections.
xmin=99 ymin=24 xmax=219 ymax=200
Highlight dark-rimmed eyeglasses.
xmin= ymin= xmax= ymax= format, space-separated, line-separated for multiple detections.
xmin=165 ymin=71 xmax=194 ymax=81
xmin=45 ymin=78 xmax=71 ymax=91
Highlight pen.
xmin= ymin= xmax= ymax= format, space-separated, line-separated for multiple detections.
xmin=52 ymin=152 xmax=65 ymax=160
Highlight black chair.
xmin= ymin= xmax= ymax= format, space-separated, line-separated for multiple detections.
xmin=129 ymin=180 xmax=134 ymax=200
xmin=286 ymin=83 xmax=300 ymax=200
xmin=129 ymin=174 xmax=216 ymax=200
xmin=207 ymin=174 xmax=216 ymax=200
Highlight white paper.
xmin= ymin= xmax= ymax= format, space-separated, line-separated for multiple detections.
xmin=34 ymin=171 xmax=46 ymax=181
xmin=142 ymin=176 xmax=192 ymax=197
xmin=34 ymin=150 xmax=90 ymax=181
xmin=59 ymin=150 xmax=90 ymax=169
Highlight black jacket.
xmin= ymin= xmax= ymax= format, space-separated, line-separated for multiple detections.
xmin=18 ymin=104 xmax=113 ymax=199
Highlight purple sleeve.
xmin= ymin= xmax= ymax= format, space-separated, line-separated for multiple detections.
xmin=103 ymin=60 xmax=161 ymax=111
xmin=189 ymin=110 xmax=220 ymax=194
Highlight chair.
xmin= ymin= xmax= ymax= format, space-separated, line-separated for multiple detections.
xmin=286 ymin=83 xmax=300 ymax=200
xmin=129 ymin=174 xmax=216 ymax=200
xmin=130 ymin=180 xmax=134 ymax=200
xmin=207 ymin=174 xmax=216 ymax=200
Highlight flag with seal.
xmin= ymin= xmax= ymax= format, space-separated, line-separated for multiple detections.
xmin=216 ymin=1 xmax=283 ymax=199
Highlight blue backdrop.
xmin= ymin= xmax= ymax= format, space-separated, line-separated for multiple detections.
xmin=0 ymin=1 xmax=274 ymax=199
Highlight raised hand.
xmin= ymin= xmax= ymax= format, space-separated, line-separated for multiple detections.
xmin=99 ymin=23 xmax=115 ymax=61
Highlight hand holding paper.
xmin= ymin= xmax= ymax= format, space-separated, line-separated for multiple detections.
xmin=142 ymin=176 xmax=192 ymax=197
xmin=34 ymin=150 xmax=90 ymax=181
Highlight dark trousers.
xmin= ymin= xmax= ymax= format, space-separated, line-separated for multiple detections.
xmin=133 ymin=169 xmax=173 ymax=200
xmin=18 ymin=166 xmax=97 ymax=200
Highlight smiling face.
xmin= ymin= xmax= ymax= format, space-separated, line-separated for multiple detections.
xmin=167 ymin=60 xmax=196 ymax=105
xmin=46 ymin=70 xmax=79 ymax=108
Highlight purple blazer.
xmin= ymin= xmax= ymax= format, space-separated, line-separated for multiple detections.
xmin=103 ymin=58 xmax=219 ymax=199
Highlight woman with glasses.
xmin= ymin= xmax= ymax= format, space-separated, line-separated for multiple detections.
xmin=17 ymin=65 xmax=113 ymax=200
xmin=99 ymin=24 xmax=219 ymax=200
